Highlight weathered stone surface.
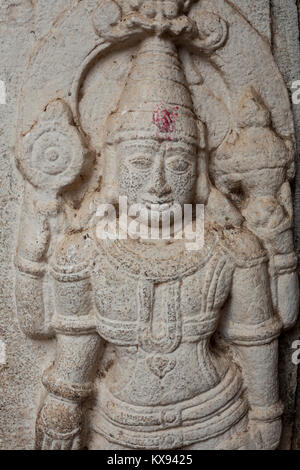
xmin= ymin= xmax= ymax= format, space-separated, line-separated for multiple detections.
xmin=270 ymin=0 xmax=300 ymax=450
xmin=0 ymin=0 xmax=300 ymax=450
xmin=231 ymin=0 xmax=271 ymax=42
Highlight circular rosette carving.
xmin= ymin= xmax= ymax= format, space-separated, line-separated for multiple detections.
xmin=19 ymin=100 xmax=87 ymax=192
xmin=189 ymin=10 xmax=228 ymax=53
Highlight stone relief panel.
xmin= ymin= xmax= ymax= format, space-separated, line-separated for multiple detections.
xmin=13 ymin=0 xmax=299 ymax=450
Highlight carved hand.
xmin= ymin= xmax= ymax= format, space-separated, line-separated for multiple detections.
xmin=218 ymin=418 xmax=282 ymax=450
xmin=17 ymin=183 xmax=60 ymax=263
xmin=36 ymin=395 xmax=83 ymax=450
xmin=249 ymin=419 xmax=282 ymax=450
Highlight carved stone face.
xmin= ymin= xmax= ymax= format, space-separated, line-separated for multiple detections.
xmin=118 ymin=137 xmax=197 ymax=215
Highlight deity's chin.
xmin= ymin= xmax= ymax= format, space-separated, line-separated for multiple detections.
xmin=129 ymin=203 xmax=184 ymax=240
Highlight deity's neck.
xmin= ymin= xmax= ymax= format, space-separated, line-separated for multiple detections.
xmin=117 ymin=213 xmax=202 ymax=247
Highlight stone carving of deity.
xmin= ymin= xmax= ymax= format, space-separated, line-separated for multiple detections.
xmin=14 ymin=0 xmax=299 ymax=450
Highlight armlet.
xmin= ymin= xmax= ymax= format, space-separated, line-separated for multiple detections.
xmin=220 ymin=316 xmax=282 ymax=346
xmin=270 ymin=252 xmax=298 ymax=276
xmin=51 ymin=311 xmax=96 ymax=335
xmin=49 ymin=260 xmax=91 ymax=282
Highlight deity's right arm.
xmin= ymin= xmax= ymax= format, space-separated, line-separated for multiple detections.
xmin=49 ymin=231 xmax=96 ymax=338
xmin=36 ymin=232 xmax=102 ymax=450
xmin=14 ymin=184 xmax=57 ymax=339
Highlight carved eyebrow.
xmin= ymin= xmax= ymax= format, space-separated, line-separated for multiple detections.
xmin=165 ymin=144 xmax=197 ymax=155
xmin=165 ymin=145 xmax=195 ymax=152
xmin=121 ymin=141 xmax=160 ymax=151
xmin=122 ymin=140 xmax=196 ymax=151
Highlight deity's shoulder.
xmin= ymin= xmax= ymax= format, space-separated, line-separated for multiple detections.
xmin=50 ymin=230 xmax=95 ymax=282
xmin=217 ymin=225 xmax=267 ymax=268
xmin=49 ymin=230 xmax=97 ymax=335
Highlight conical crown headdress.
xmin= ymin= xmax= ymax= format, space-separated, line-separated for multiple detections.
xmin=106 ymin=36 xmax=199 ymax=146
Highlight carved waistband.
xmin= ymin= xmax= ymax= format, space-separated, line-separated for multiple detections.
xmin=91 ymin=367 xmax=247 ymax=449
xmin=92 ymin=367 xmax=247 ymax=449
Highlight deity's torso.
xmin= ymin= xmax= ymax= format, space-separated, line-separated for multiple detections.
xmin=67 ymin=223 xmax=262 ymax=449
xmin=48 ymin=219 xmax=279 ymax=449
xmin=92 ymin=227 xmax=232 ymax=403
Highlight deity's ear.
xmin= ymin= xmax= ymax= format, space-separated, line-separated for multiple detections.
xmin=99 ymin=142 xmax=120 ymax=206
xmin=195 ymin=121 xmax=210 ymax=205
xmin=194 ymin=121 xmax=243 ymax=227
xmin=205 ymin=187 xmax=244 ymax=227
xmin=195 ymin=149 xmax=211 ymax=205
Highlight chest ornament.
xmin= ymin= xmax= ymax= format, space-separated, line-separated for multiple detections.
xmin=146 ymin=355 xmax=177 ymax=379
xmin=93 ymin=234 xmax=228 ymax=352
xmin=94 ymin=232 xmax=217 ymax=283
xmin=137 ymin=280 xmax=182 ymax=354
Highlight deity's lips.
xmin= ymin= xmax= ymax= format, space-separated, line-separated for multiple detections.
xmin=143 ymin=201 xmax=174 ymax=212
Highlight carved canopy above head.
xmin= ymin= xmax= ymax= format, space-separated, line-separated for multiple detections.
xmin=16 ymin=0 xmax=295 ymax=206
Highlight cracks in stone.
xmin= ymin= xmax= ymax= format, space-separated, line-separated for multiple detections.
xmin=225 ymin=0 xmax=271 ymax=45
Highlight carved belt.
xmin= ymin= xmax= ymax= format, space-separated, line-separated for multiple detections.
xmin=92 ymin=367 xmax=248 ymax=449
xmin=95 ymin=312 xmax=218 ymax=346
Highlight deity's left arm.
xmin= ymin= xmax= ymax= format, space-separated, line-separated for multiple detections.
xmin=243 ymin=191 xmax=299 ymax=331
xmin=264 ymin=227 xmax=299 ymax=331
xmin=219 ymin=259 xmax=283 ymax=449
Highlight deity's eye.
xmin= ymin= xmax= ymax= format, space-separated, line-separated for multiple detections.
xmin=166 ymin=156 xmax=191 ymax=174
xmin=129 ymin=156 xmax=153 ymax=171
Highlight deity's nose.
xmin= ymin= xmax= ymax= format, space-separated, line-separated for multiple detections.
xmin=148 ymin=157 xmax=172 ymax=199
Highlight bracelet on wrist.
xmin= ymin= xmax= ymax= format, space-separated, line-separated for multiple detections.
xmin=249 ymin=401 xmax=284 ymax=423
xmin=42 ymin=366 xmax=93 ymax=402
xmin=14 ymin=254 xmax=46 ymax=277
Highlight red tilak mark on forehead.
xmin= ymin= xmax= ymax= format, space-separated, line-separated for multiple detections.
xmin=152 ymin=105 xmax=179 ymax=141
